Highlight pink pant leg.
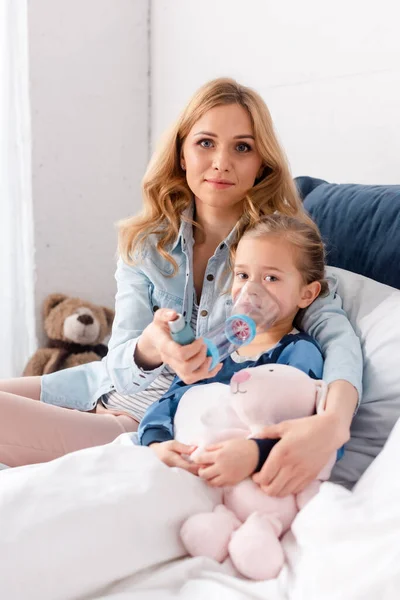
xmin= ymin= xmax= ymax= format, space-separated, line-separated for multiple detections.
xmin=0 ymin=376 xmax=42 ymax=399
xmin=0 ymin=377 xmax=138 ymax=467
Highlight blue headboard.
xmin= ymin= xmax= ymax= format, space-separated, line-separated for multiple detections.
xmin=295 ymin=176 xmax=400 ymax=290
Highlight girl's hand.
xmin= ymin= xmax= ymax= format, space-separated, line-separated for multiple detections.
xmin=136 ymin=308 xmax=222 ymax=384
xmin=252 ymin=413 xmax=349 ymax=497
xmin=149 ymin=441 xmax=200 ymax=475
xmin=194 ymin=439 xmax=259 ymax=487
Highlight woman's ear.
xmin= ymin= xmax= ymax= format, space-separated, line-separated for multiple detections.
xmin=180 ymin=148 xmax=186 ymax=171
xmin=298 ymin=281 xmax=321 ymax=309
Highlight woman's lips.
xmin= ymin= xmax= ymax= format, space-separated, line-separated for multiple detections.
xmin=205 ymin=179 xmax=234 ymax=189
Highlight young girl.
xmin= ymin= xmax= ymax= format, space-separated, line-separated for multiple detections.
xmin=0 ymin=79 xmax=361 ymax=497
xmin=138 ymin=214 xmax=331 ymax=487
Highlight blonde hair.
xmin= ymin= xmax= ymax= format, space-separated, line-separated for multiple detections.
xmin=118 ymin=77 xmax=312 ymax=271
xmin=235 ymin=214 xmax=329 ymax=296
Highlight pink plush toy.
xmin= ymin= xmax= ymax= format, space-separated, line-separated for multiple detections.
xmin=173 ymin=364 xmax=336 ymax=581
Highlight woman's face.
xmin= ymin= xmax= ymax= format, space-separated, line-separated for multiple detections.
xmin=181 ymin=104 xmax=263 ymax=213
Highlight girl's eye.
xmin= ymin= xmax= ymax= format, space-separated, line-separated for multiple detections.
xmin=265 ymin=275 xmax=278 ymax=282
xmin=198 ymin=139 xmax=214 ymax=149
xmin=235 ymin=272 xmax=248 ymax=280
xmin=236 ymin=143 xmax=251 ymax=153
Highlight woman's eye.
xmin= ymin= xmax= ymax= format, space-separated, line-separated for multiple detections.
xmin=198 ymin=139 xmax=214 ymax=149
xmin=236 ymin=272 xmax=248 ymax=280
xmin=236 ymin=143 xmax=251 ymax=153
xmin=265 ymin=275 xmax=278 ymax=282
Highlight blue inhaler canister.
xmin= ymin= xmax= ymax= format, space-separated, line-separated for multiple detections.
xmin=168 ymin=313 xmax=195 ymax=345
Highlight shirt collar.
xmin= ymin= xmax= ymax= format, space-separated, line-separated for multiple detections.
xmin=171 ymin=203 xmax=194 ymax=251
xmin=224 ymin=224 xmax=239 ymax=248
xmin=171 ymin=200 xmax=239 ymax=251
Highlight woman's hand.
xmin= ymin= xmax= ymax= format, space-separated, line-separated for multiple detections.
xmin=135 ymin=308 xmax=222 ymax=384
xmin=149 ymin=441 xmax=200 ymax=475
xmin=252 ymin=413 xmax=350 ymax=497
xmin=194 ymin=439 xmax=259 ymax=487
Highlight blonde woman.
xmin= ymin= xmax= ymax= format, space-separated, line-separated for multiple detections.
xmin=0 ymin=79 xmax=362 ymax=497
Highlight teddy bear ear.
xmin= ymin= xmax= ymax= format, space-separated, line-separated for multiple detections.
xmin=102 ymin=307 xmax=115 ymax=329
xmin=43 ymin=293 xmax=68 ymax=318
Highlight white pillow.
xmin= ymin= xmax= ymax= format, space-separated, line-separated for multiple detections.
xmin=328 ymin=267 xmax=400 ymax=488
xmin=289 ymin=419 xmax=400 ymax=599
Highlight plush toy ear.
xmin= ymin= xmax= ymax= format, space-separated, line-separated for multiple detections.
xmin=102 ymin=307 xmax=115 ymax=329
xmin=43 ymin=294 xmax=68 ymax=318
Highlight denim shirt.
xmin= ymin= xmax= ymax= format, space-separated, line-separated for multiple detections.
xmin=41 ymin=210 xmax=363 ymax=412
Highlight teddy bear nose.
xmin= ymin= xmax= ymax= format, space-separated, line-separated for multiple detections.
xmin=77 ymin=314 xmax=94 ymax=326
xmin=231 ymin=371 xmax=251 ymax=384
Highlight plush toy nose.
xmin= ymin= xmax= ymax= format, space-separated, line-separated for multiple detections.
xmin=232 ymin=370 xmax=251 ymax=384
xmin=77 ymin=314 xmax=94 ymax=326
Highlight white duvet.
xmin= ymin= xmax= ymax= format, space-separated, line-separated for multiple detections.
xmin=0 ymin=418 xmax=400 ymax=600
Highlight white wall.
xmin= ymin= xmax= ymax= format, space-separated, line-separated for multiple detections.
xmin=25 ymin=0 xmax=399 ymax=344
xmin=28 ymin=0 xmax=149 ymax=340
xmin=151 ymin=0 xmax=400 ymax=185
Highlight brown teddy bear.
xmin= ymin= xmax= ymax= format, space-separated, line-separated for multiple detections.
xmin=23 ymin=293 xmax=115 ymax=376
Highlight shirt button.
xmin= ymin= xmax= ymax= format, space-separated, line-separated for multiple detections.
xmin=200 ymin=309 xmax=208 ymax=317
xmin=153 ymin=305 xmax=159 ymax=312
xmin=206 ymin=274 xmax=214 ymax=281
xmin=219 ymin=244 xmax=225 ymax=250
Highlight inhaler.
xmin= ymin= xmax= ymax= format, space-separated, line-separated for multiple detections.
xmin=168 ymin=282 xmax=280 ymax=369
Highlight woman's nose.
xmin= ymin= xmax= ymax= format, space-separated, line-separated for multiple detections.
xmin=213 ymin=149 xmax=231 ymax=172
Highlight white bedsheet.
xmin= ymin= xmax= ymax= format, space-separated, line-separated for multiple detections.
xmin=1 ymin=419 xmax=400 ymax=600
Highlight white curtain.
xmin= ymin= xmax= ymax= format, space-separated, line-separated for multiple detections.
xmin=0 ymin=0 xmax=36 ymax=378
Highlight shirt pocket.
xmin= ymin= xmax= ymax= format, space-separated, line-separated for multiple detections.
xmin=147 ymin=246 xmax=185 ymax=277
xmin=149 ymin=287 xmax=184 ymax=315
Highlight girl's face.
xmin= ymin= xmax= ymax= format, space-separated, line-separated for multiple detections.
xmin=181 ymin=104 xmax=263 ymax=213
xmin=232 ymin=236 xmax=321 ymax=324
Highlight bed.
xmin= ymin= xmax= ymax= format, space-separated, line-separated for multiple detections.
xmin=0 ymin=178 xmax=399 ymax=600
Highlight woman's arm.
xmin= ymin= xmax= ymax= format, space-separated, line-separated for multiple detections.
xmin=253 ymin=289 xmax=362 ymax=497
xmin=104 ymin=258 xmax=166 ymax=395
xmin=106 ymin=259 xmax=221 ymax=395
xmin=252 ymin=381 xmax=356 ymax=496
xmin=323 ymin=379 xmax=358 ymax=439
xmin=297 ymin=271 xmax=363 ymax=406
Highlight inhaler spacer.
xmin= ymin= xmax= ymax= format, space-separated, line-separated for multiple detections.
xmin=203 ymin=282 xmax=281 ymax=369
xmin=168 ymin=282 xmax=281 ymax=370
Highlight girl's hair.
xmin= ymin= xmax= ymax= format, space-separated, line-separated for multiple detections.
xmin=235 ymin=214 xmax=329 ymax=296
xmin=118 ymin=77 xmax=313 ymax=271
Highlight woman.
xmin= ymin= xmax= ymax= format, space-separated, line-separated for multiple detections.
xmin=0 ymin=78 xmax=362 ymax=497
